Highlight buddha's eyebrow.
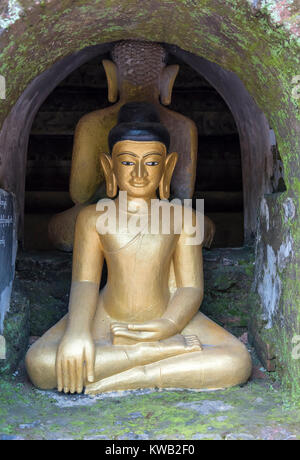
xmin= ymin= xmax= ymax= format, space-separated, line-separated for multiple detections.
xmin=117 ymin=152 xmax=137 ymax=157
xmin=143 ymin=152 xmax=163 ymax=158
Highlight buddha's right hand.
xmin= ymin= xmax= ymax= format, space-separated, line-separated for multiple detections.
xmin=56 ymin=332 xmax=95 ymax=394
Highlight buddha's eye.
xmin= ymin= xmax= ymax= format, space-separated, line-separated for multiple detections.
xmin=145 ymin=161 xmax=159 ymax=166
xmin=121 ymin=161 xmax=135 ymax=166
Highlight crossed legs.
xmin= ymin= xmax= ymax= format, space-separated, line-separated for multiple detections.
xmin=25 ymin=312 xmax=251 ymax=393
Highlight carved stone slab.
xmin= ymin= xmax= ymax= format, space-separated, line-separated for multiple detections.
xmin=0 ymin=189 xmax=17 ymax=342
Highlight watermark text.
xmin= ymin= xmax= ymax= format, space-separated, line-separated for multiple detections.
xmin=96 ymin=192 xmax=204 ymax=245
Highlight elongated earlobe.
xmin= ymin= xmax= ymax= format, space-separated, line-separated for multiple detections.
xmin=102 ymin=60 xmax=119 ymax=103
xmin=100 ymin=153 xmax=118 ymax=198
xmin=159 ymin=152 xmax=178 ymax=199
xmin=160 ymin=65 xmax=179 ymax=106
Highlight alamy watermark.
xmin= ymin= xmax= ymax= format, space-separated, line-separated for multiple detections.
xmin=0 ymin=75 xmax=5 ymax=100
xmin=96 ymin=192 xmax=204 ymax=245
xmin=292 ymin=75 xmax=300 ymax=100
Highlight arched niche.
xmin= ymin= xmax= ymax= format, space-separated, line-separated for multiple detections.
xmin=0 ymin=0 xmax=299 ymax=391
xmin=0 ymin=42 xmax=279 ymax=244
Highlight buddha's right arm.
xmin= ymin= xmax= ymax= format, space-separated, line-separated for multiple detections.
xmin=65 ymin=205 xmax=104 ymax=336
xmin=56 ymin=206 xmax=103 ymax=392
xmin=65 ymin=281 xmax=100 ymax=335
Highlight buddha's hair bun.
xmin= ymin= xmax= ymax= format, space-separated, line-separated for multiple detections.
xmin=108 ymin=102 xmax=170 ymax=152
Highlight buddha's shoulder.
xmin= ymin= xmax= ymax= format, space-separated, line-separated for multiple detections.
xmin=75 ymin=106 xmax=119 ymax=129
xmin=164 ymin=201 xmax=201 ymax=233
xmin=159 ymin=106 xmax=197 ymax=131
xmin=168 ymin=200 xmax=198 ymax=215
xmin=171 ymin=202 xmax=203 ymax=235
xmin=77 ymin=204 xmax=102 ymax=226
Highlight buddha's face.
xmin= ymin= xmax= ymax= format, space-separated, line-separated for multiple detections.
xmin=111 ymin=140 xmax=167 ymax=198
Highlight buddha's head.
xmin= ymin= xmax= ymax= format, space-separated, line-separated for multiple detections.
xmin=100 ymin=102 xmax=178 ymax=199
xmin=102 ymin=40 xmax=179 ymax=105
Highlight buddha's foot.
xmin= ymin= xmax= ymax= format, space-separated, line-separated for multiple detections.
xmin=160 ymin=334 xmax=202 ymax=354
xmin=85 ymin=335 xmax=202 ymax=395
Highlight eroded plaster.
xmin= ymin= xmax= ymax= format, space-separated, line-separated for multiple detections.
xmin=248 ymin=0 xmax=300 ymax=38
xmin=283 ymin=197 xmax=296 ymax=222
xmin=258 ymin=244 xmax=282 ymax=328
xmin=0 ymin=0 xmax=23 ymax=31
xmin=0 ymin=282 xmax=13 ymax=334
xmin=256 ymin=195 xmax=295 ymax=329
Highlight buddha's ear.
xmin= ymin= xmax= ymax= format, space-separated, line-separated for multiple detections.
xmin=159 ymin=152 xmax=178 ymax=200
xmin=160 ymin=65 xmax=179 ymax=106
xmin=100 ymin=153 xmax=118 ymax=198
xmin=102 ymin=59 xmax=119 ymax=103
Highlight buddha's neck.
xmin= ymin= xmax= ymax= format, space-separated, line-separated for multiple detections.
xmin=116 ymin=193 xmax=157 ymax=214
xmin=119 ymin=83 xmax=160 ymax=105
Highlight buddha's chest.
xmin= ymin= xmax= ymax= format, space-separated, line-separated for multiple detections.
xmin=100 ymin=230 xmax=178 ymax=268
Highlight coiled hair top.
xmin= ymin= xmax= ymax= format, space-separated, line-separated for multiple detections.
xmin=108 ymin=102 xmax=170 ymax=152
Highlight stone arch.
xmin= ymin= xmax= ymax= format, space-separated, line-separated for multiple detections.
xmin=0 ymin=0 xmax=299 ymax=392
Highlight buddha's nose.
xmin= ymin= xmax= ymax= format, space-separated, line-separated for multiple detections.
xmin=132 ymin=161 xmax=148 ymax=180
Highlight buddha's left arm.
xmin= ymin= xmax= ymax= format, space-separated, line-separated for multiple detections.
xmin=162 ymin=214 xmax=204 ymax=332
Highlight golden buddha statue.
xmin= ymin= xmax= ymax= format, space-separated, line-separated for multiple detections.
xmin=26 ymin=103 xmax=251 ymax=394
xmin=49 ymin=40 xmax=215 ymax=252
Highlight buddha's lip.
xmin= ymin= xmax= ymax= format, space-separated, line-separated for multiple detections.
xmin=130 ymin=181 xmax=149 ymax=187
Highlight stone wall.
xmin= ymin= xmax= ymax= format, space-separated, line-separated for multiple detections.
xmin=250 ymin=192 xmax=300 ymax=392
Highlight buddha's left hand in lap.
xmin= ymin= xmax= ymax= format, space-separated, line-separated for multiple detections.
xmin=111 ymin=318 xmax=179 ymax=342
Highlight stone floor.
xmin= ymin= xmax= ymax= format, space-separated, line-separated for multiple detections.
xmin=0 ymin=355 xmax=299 ymax=440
